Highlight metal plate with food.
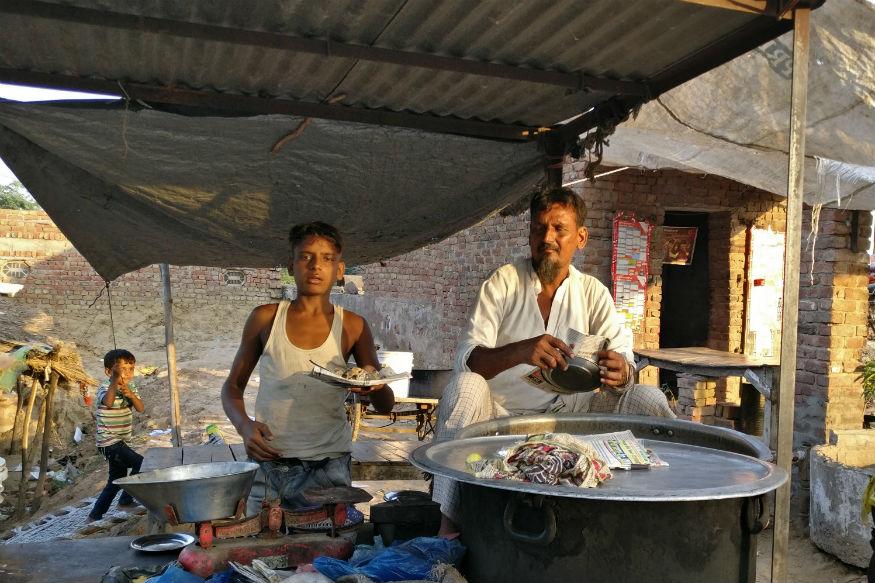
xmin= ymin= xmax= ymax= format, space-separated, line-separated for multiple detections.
xmin=310 ymin=363 xmax=411 ymax=387
xmin=130 ymin=533 xmax=195 ymax=552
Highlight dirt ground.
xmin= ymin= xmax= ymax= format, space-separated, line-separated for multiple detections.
xmin=0 ymin=295 xmax=869 ymax=582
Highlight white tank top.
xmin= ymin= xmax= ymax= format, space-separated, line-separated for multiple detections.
xmin=255 ymin=300 xmax=352 ymax=459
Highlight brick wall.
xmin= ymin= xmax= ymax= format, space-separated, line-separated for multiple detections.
xmin=0 ymin=209 xmax=282 ymax=324
xmin=795 ymin=207 xmax=872 ymax=447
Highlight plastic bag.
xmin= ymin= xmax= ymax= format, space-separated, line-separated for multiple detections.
xmin=145 ymin=564 xmax=206 ymax=583
xmin=0 ymin=345 xmax=31 ymax=392
xmin=313 ymin=536 xmax=465 ymax=582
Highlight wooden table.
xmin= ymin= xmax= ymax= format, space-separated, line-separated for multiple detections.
xmin=634 ymin=347 xmax=779 ymax=445
xmin=347 ymin=396 xmax=439 ymax=441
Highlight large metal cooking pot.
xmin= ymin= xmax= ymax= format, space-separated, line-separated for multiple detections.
xmin=114 ymin=461 xmax=259 ymax=523
xmin=411 ymin=414 xmax=786 ymax=583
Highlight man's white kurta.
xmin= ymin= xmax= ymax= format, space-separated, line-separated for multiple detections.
xmin=455 ymin=257 xmax=634 ymax=412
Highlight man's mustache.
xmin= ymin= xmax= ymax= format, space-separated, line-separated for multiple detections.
xmin=537 ymin=244 xmax=559 ymax=253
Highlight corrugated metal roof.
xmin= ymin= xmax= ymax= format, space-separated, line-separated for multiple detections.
xmin=0 ymin=0 xmax=787 ymax=127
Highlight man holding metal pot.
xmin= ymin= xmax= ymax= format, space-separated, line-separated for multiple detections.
xmin=433 ymin=186 xmax=674 ymax=535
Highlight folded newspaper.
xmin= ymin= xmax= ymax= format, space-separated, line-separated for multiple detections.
xmin=310 ymin=363 xmax=411 ymax=387
xmin=579 ymin=430 xmax=668 ymax=470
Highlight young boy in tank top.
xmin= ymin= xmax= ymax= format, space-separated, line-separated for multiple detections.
xmin=222 ymin=222 xmax=394 ymax=522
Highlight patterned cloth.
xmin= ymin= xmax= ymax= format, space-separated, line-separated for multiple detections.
xmin=95 ymin=380 xmax=141 ymax=447
xmin=474 ymin=433 xmax=612 ymax=487
xmin=432 ymin=371 xmax=675 ymax=523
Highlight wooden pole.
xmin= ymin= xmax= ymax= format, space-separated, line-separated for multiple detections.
xmin=15 ymin=377 xmax=39 ymax=455
xmin=6 ymin=380 xmax=25 ymax=455
xmin=32 ymin=371 xmax=59 ymax=511
xmin=15 ymin=383 xmax=45 ymax=519
xmin=160 ymin=263 xmax=182 ymax=448
xmin=771 ymin=7 xmax=810 ymax=583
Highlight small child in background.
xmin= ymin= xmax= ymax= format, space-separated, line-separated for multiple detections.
xmin=87 ymin=349 xmax=145 ymax=522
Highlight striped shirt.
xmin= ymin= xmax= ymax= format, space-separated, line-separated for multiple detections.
xmin=95 ymin=381 xmax=141 ymax=448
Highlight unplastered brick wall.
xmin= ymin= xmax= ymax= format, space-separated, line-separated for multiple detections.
xmin=0 ymin=210 xmax=283 ymax=317
xmin=795 ymin=207 xmax=872 ymax=448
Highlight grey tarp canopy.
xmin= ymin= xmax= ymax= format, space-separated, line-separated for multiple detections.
xmin=600 ymin=0 xmax=875 ymax=209
xmin=0 ymin=100 xmax=543 ymax=280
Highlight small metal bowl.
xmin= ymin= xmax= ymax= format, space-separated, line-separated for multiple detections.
xmin=542 ymin=356 xmax=602 ymax=393
xmin=130 ymin=532 xmax=195 ymax=552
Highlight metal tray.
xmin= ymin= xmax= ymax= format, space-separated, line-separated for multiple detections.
xmin=130 ymin=533 xmax=195 ymax=552
xmin=411 ymin=434 xmax=787 ymax=501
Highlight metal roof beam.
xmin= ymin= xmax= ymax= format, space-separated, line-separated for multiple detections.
xmin=0 ymin=68 xmax=538 ymax=142
xmin=648 ymin=14 xmax=795 ymax=95
xmin=0 ymin=0 xmax=649 ymax=97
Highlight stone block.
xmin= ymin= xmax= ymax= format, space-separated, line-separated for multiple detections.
xmin=809 ymin=445 xmax=875 ymax=568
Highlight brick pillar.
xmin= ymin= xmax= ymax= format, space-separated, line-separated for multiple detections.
xmin=795 ymin=208 xmax=871 ymax=448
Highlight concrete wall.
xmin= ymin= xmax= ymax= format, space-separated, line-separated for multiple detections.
xmin=809 ymin=440 xmax=875 ymax=568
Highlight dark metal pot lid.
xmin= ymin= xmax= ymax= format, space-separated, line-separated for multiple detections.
xmin=542 ymin=356 xmax=602 ymax=393
xmin=411 ymin=434 xmax=787 ymax=502
xmin=130 ymin=533 xmax=195 ymax=552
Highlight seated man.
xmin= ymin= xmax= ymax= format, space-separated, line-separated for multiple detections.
xmin=222 ymin=222 xmax=394 ymax=520
xmin=433 ymin=187 xmax=674 ymax=534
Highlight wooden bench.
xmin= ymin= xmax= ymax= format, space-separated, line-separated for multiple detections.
xmin=346 ymin=396 xmax=439 ymax=441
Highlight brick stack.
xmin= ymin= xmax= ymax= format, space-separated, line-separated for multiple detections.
xmin=675 ymin=373 xmax=717 ymax=424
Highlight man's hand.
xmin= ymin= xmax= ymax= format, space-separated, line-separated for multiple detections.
xmin=597 ymin=350 xmax=631 ymax=389
xmin=241 ymin=420 xmax=281 ymax=461
xmin=349 ymin=384 xmax=383 ymax=395
xmin=518 ymin=334 xmax=574 ymax=371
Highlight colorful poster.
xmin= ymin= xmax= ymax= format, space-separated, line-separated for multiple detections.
xmin=611 ymin=212 xmax=651 ymax=331
xmin=662 ymin=226 xmax=698 ymax=265
xmin=745 ymin=227 xmax=785 ymax=358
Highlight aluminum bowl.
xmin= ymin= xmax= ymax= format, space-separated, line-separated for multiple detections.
xmin=114 ymin=461 xmax=259 ymax=523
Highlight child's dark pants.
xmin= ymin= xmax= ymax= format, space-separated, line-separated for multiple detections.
xmin=88 ymin=441 xmax=143 ymax=520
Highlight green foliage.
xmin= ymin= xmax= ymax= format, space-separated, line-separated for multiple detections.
xmin=0 ymin=182 xmax=39 ymax=210
xmin=858 ymin=359 xmax=875 ymax=406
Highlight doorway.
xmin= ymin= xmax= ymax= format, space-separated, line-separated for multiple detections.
xmin=659 ymin=211 xmax=711 ymax=392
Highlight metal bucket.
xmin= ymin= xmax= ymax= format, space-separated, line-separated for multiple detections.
xmin=413 ymin=414 xmax=785 ymax=583
xmin=114 ymin=461 xmax=259 ymax=523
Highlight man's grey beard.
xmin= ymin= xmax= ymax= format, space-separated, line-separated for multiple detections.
xmin=533 ymin=256 xmax=560 ymax=284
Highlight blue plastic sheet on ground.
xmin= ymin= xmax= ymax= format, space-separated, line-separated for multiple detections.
xmin=313 ymin=536 xmax=465 ymax=582
xmin=145 ymin=565 xmax=204 ymax=583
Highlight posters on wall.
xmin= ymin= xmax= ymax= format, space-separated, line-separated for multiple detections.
xmin=745 ymin=227 xmax=785 ymax=358
xmin=662 ymin=226 xmax=698 ymax=265
xmin=612 ymin=212 xmax=652 ymax=331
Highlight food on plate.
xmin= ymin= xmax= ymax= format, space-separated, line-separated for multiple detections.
xmin=333 ymin=366 xmax=380 ymax=382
